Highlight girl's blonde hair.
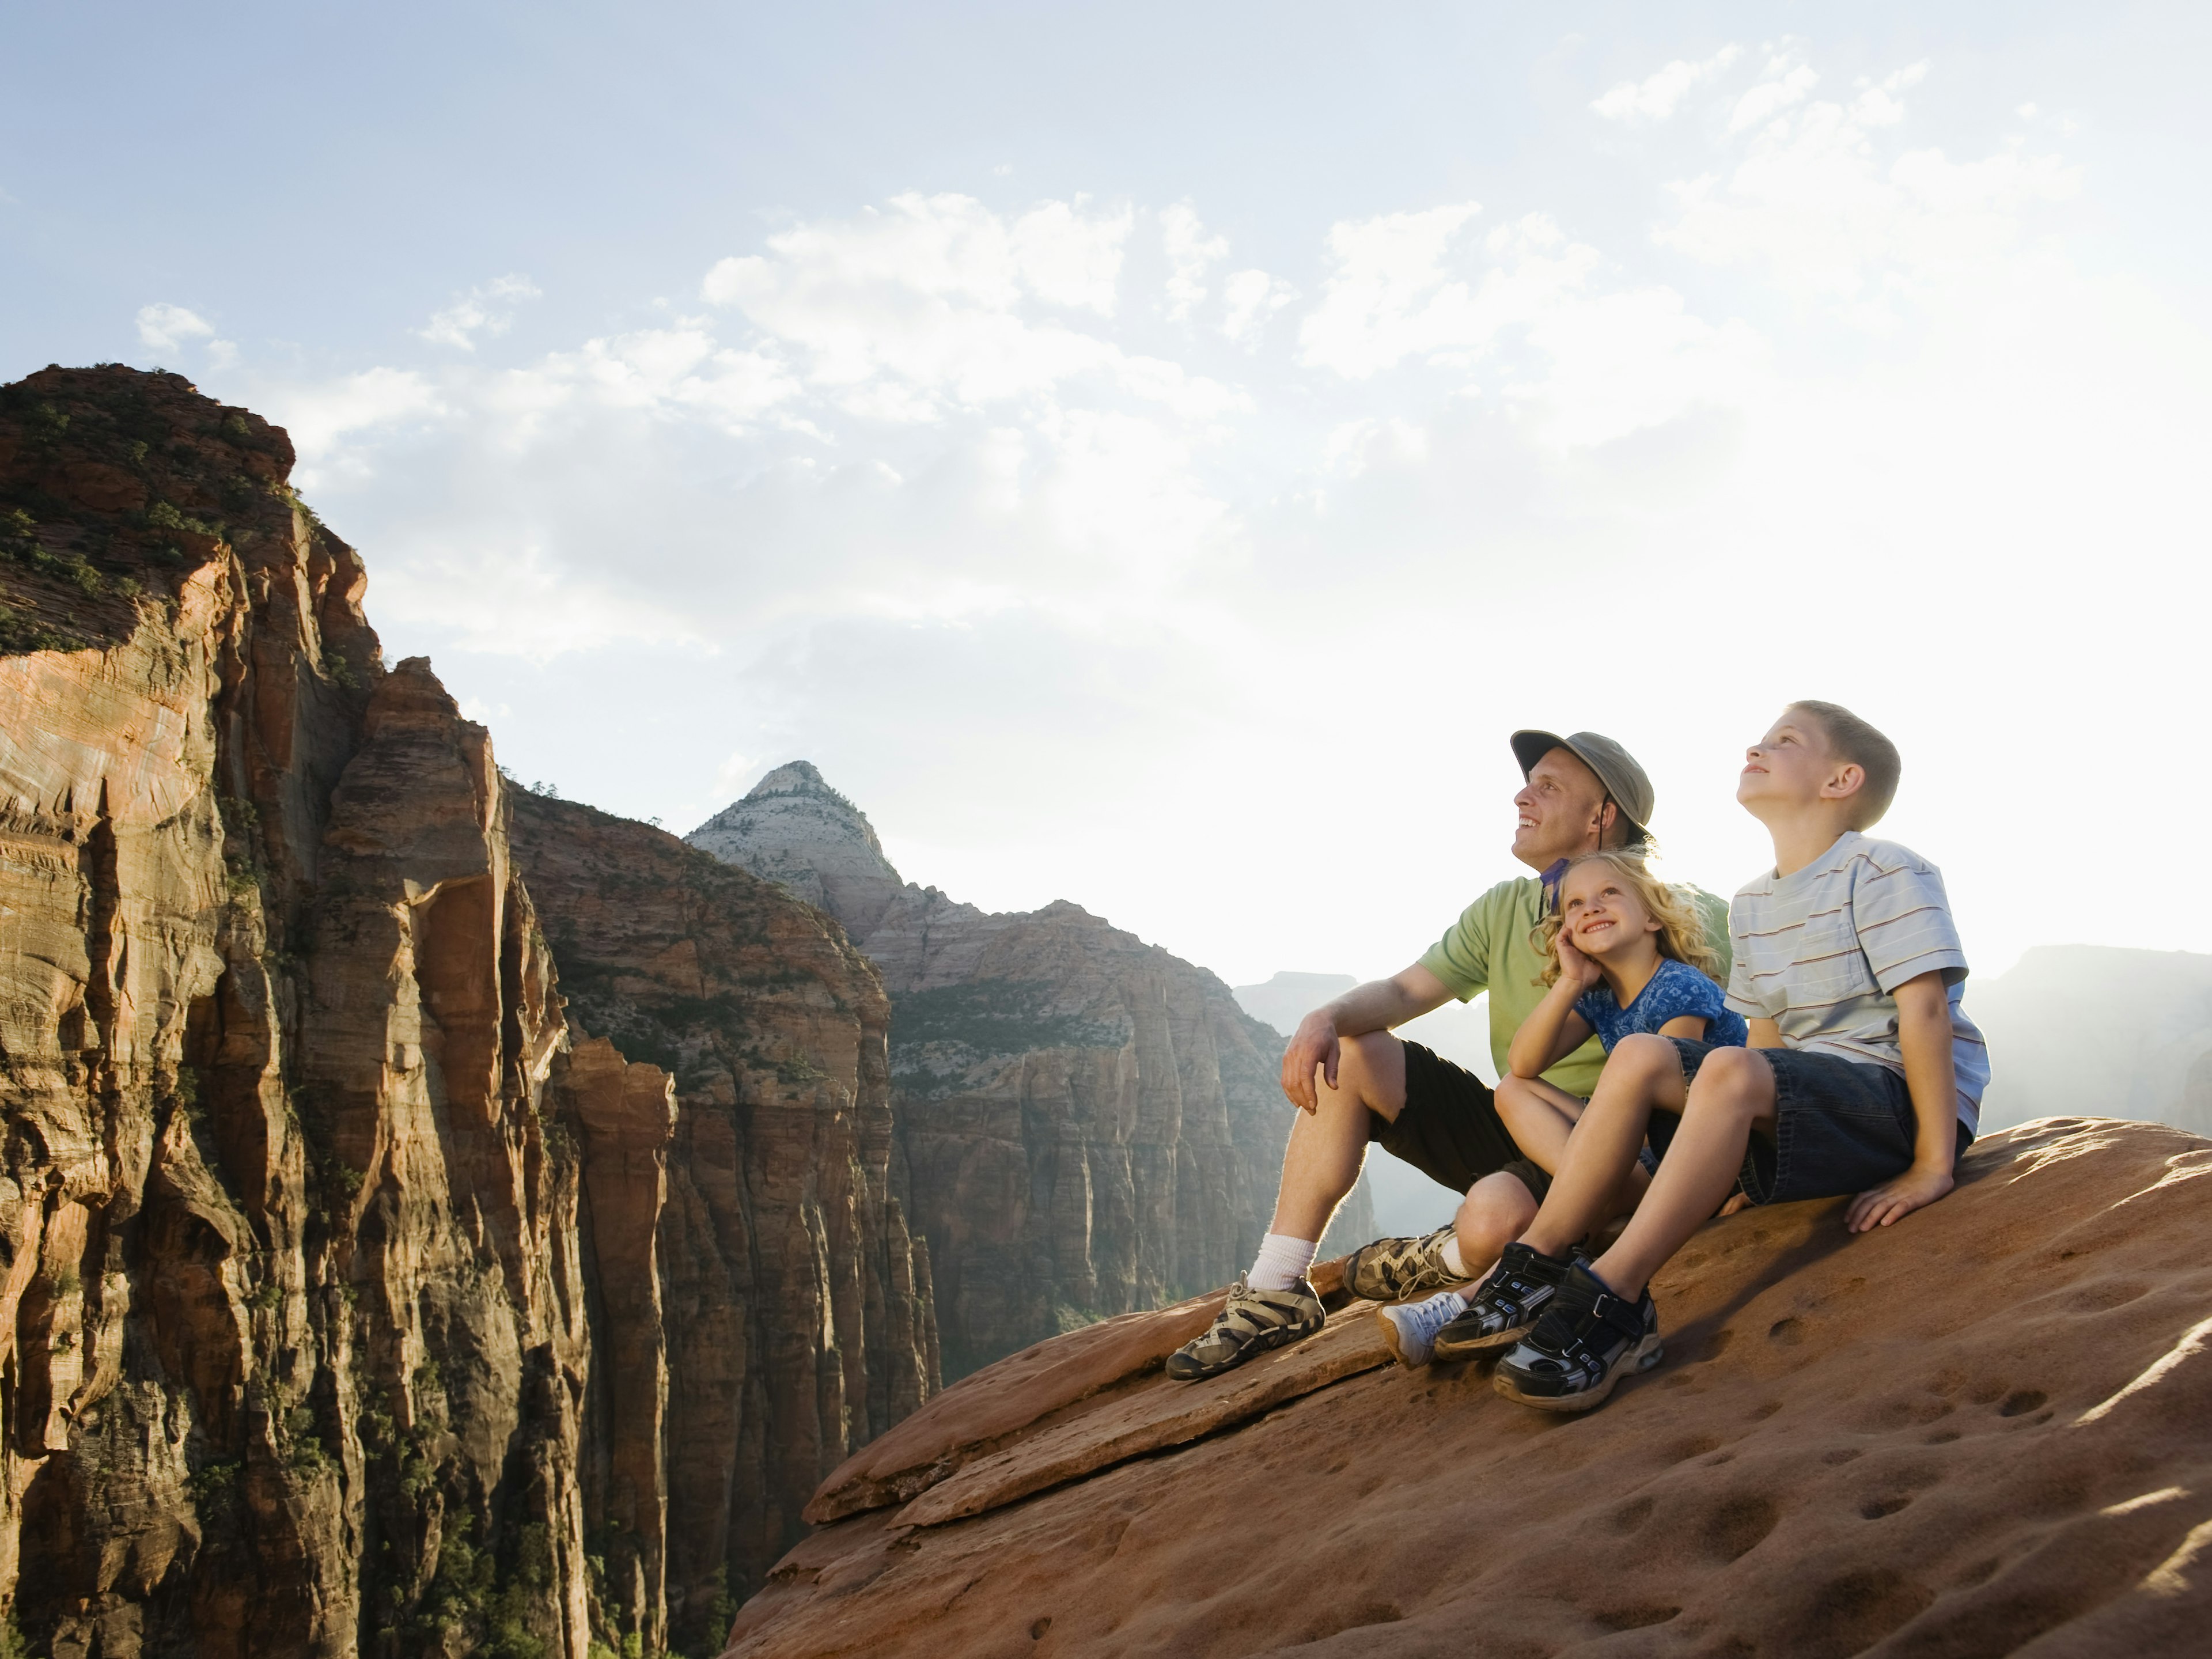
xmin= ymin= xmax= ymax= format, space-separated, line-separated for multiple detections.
xmin=1534 ymin=850 xmax=1723 ymax=987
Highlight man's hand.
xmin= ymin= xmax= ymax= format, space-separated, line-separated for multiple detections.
xmin=1844 ymin=1162 xmax=1955 ymax=1233
xmin=1281 ymin=1010 xmax=1342 ymax=1113
xmin=1554 ymin=926 xmax=1603 ymax=993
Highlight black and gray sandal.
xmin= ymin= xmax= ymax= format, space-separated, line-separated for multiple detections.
xmin=1491 ymin=1262 xmax=1662 ymax=1412
xmin=1430 ymin=1242 xmax=1573 ymax=1361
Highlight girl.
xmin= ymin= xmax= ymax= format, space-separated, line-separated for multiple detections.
xmin=1378 ymin=850 xmax=1747 ymax=1366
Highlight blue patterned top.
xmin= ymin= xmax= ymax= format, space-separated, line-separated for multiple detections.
xmin=1575 ymin=957 xmax=1748 ymax=1054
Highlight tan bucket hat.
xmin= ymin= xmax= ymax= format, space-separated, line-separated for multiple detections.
xmin=1509 ymin=729 xmax=1656 ymax=838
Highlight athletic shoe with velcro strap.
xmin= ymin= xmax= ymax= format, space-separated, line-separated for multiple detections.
xmin=1340 ymin=1225 xmax=1471 ymax=1304
xmin=1491 ymin=1262 xmax=1664 ymax=1412
xmin=1430 ymin=1241 xmax=1572 ymax=1361
xmin=1165 ymin=1276 xmax=1325 ymax=1381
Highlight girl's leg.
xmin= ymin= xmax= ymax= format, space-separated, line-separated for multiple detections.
xmin=1520 ymin=1035 xmax=1686 ymax=1259
xmin=1589 ymin=1047 xmax=1777 ymax=1298
xmin=1453 ymin=1169 xmax=1539 ymax=1278
xmin=1493 ymin=1074 xmax=1588 ymax=1173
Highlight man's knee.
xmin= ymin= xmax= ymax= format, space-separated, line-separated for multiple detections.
xmin=1324 ymin=1031 xmax=1406 ymax=1118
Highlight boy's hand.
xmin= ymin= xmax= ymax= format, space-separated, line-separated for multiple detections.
xmin=1845 ymin=1164 xmax=1955 ymax=1233
xmin=1555 ymin=927 xmax=1603 ymax=992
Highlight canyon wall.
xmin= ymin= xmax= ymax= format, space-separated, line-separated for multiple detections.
xmin=0 ymin=367 xmax=929 ymax=1658
xmin=690 ymin=764 xmax=1373 ymax=1381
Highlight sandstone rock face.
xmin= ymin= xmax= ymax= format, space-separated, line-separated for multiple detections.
xmin=688 ymin=767 xmax=1373 ymax=1381
xmin=0 ymin=367 xmax=937 ymax=1657
xmin=501 ymin=793 xmax=937 ymax=1643
xmin=729 ymin=1118 xmax=2212 ymax=1658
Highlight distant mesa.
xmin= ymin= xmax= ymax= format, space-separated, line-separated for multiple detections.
xmin=1232 ymin=971 xmax=1358 ymax=1039
xmin=1972 ymin=943 xmax=2212 ymax=1137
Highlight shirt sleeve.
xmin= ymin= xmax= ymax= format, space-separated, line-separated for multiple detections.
xmin=1416 ymin=885 xmax=1501 ymax=1002
xmin=1853 ymin=851 xmax=1969 ymax=993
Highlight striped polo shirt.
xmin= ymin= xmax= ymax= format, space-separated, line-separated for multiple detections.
xmin=1725 ymin=831 xmax=1990 ymax=1132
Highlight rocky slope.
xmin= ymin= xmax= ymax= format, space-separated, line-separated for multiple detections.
xmin=0 ymin=366 xmax=934 ymax=1658
xmin=690 ymin=766 xmax=1373 ymax=1381
xmin=726 ymin=1116 xmax=2212 ymax=1658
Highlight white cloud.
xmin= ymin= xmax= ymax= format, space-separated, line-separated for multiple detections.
xmin=136 ymin=302 xmax=215 ymax=354
xmin=1296 ymin=203 xmax=1487 ymax=377
xmin=700 ymin=191 xmax=1238 ymax=418
xmin=1322 ymin=416 xmax=1429 ymax=477
xmin=260 ymin=367 xmax=446 ymax=479
xmin=1161 ymin=202 xmax=1228 ymax=320
xmin=1297 ymin=207 xmax=1762 ymax=445
xmin=419 ymin=274 xmax=542 ymax=350
xmin=1221 ymin=268 xmax=1294 ymax=344
xmin=1592 ymin=45 xmax=1741 ymax=123
xmin=1660 ymin=62 xmax=2081 ymax=323
xmin=1728 ymin=58 xmax=1819 ymax=134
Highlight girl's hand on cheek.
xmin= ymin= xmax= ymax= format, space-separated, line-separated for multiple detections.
xmin=1556 ymin=928 xmax=1602 ymax=991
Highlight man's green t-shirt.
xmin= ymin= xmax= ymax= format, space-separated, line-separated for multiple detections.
xmin=1415 ymin=877 xmax=1734 ymax=1097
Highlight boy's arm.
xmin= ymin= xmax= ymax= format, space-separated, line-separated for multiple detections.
xmin=1843 ymin=971 xmax=1957 ymax=1233
xmin=1506 ymin=975 xmax=1596 ymax=1078
xmin=1746 ymin=1017 xmax=1782 ymax=1048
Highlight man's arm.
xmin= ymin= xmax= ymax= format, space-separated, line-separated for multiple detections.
xmin=1280 ymin=964 xmax=1453 ymax=1113
xmin=1843 ymin=971 xmax=1958 ymax=1233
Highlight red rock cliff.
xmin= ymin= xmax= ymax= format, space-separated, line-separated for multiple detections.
xmin=0 ymin=367 xmax=934 ymax=1658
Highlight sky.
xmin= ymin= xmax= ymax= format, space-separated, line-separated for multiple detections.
xmin=7 ymin=1 xmax=2212 ymax=992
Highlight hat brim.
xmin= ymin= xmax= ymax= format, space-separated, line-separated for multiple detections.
xmin=1509 ymin=729 xmax=1574 ymax=779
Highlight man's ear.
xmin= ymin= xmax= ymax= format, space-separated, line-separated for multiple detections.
xmin=1821 ymin=763 xmax=1866 ymax=802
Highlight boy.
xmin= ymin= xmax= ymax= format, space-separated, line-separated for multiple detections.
xmin=1449 ymin=701 xmax=1989 ymax=1411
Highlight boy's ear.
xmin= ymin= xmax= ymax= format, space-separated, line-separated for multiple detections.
xmin=1820 ymin=762 xmax=1866 ymax=802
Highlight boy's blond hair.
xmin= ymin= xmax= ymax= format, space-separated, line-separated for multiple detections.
xmin=1535 ymin=850 xmax=1723 ymax=987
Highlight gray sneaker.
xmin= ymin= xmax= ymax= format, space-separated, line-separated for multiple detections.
xmin=1166 ymin=1277 xmax=1325 ymax=1381
xmin=1340 ymin=1225 xmax=1471 ymax=1304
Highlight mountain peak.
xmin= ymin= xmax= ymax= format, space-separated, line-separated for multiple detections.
xmin=745 ymin=759 xmax=836 ymax=801
xmin=687 ymin=761 xmax=905 ymax=935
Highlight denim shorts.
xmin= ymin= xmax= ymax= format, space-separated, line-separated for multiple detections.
xmin=1655 ymin=1039 xmax=1973 ymax=1206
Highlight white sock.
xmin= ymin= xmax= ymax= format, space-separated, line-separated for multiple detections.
xmin=1249 ymin=1233 xmax=1319 ymax=1291
xmin=1440 ymin=1236 xmax=1468 ymax=1278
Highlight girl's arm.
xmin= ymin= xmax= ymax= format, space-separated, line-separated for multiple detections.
xmin=1508 ymin=975 xmax=1596 ymax=1079
xmin=1657 ymin=1015 xmax=1709 ymax=1040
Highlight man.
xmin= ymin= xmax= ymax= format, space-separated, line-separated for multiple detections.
xmin=1168 ymin=730 xmax=1731 ymax=1381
